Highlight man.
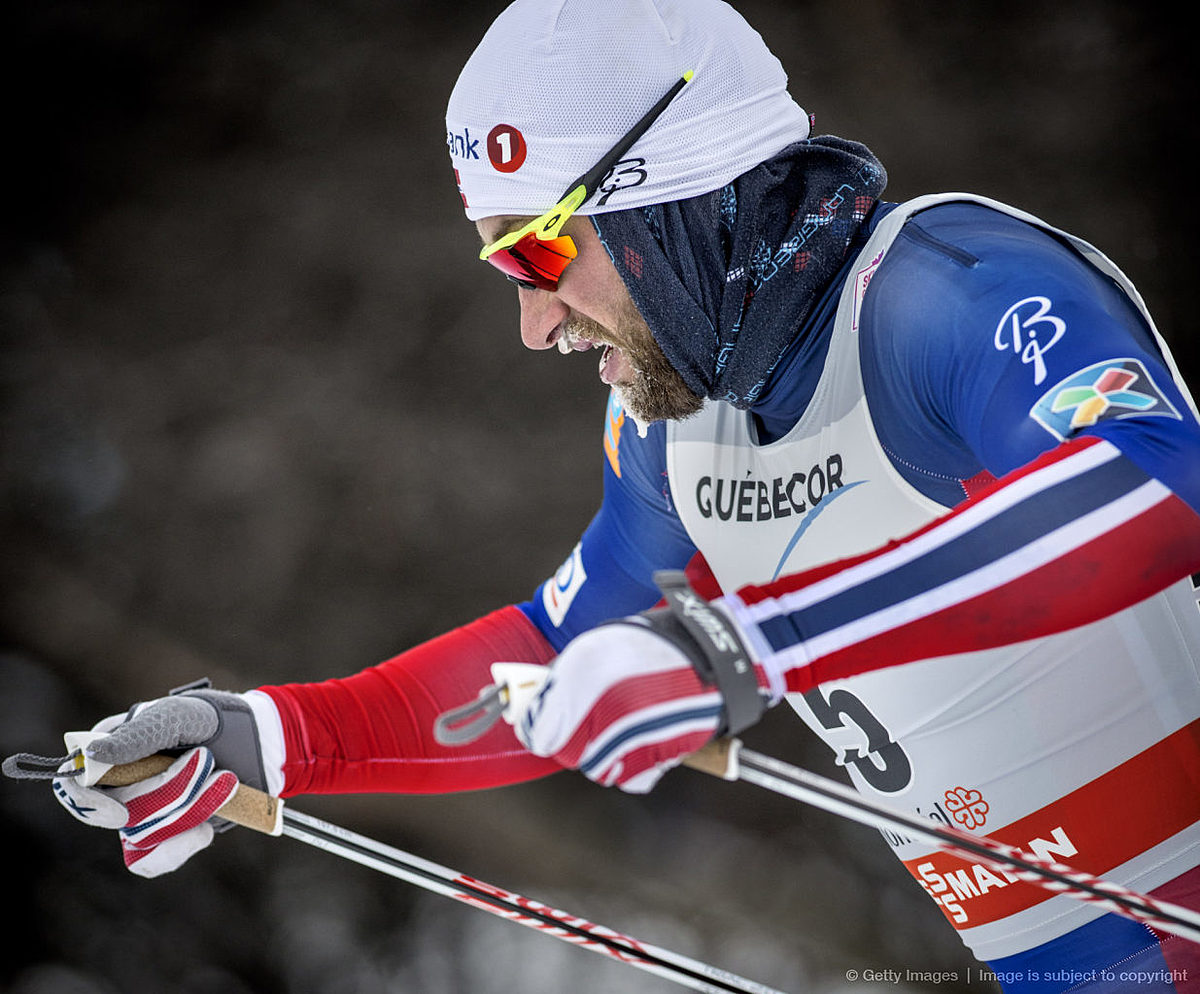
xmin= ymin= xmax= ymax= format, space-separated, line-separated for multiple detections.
xmin=49 ymin=1 xmax=1200 ymax=990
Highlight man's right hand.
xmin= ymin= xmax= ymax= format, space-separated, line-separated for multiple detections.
xmin=52 ymin=688 xmax=276 ymax=878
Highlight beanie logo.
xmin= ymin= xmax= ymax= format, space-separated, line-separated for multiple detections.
xmin=487 ymin=125 xmax=527 ymax=173
xmin=596 ymin=158 xmax=648 ymax=206
xmin=447 ymin=126 xmax=480 ymax=161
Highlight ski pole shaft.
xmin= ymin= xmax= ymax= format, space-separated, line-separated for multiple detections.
xmin=689 ymin=740 xmax=1200 ymax=945
xmin=57 ymin=752 xmax=788 ymax=994
xmin=436 ymin=670 xmax=1200 ymax=946
xmin=279 ymin=807 xmax=786 ymax=994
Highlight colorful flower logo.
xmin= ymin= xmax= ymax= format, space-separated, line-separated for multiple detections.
xmin=1030 ymin=358 xmax=1179 ymax=441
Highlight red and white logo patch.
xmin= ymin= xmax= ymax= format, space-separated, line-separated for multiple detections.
xmin=487 ymin=124 xmax=527 ymax=173
xmin=943 ymin=786 xmax=990 ymax=830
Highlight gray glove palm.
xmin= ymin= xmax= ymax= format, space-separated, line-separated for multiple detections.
xmin=87 ymin=689 xmax=269 ymax=793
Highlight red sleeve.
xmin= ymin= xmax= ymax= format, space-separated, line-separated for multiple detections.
xmin=258 ymin=605 xmax=559 ymax=796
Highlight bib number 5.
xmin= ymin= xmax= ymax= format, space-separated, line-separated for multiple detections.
xmin=802 ymin=687 xmax=912 ymax=794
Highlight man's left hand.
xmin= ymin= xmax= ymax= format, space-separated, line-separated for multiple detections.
xmin=516 ymin=579 xmax=773 ymax=792
xmin=516 ymin=623 xmax=729 ymax=791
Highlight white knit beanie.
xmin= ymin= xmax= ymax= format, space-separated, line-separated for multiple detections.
xmin=446 ymin=0 xmax=810 ymax=221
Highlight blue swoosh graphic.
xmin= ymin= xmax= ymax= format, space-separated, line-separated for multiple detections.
xmin=772 ymin=480 xmax=866 ymax=580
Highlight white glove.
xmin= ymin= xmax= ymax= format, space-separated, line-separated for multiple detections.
xmin=518 ymin=571 xmax=773 ymax=793
xmin=51 ymin=687 xmax=281 ymax=877
xmin=54 ymin=744 xmax=237 ymax=877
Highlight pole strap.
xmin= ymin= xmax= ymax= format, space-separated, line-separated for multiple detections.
xmin=1 ymin=752 xmax=79 ymax=780
xmin=643 ymin=570 xmax=764 ymax=736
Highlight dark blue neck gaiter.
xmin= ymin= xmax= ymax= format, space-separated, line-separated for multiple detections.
xmin=592 ymin=136 xmax=887 ymax=409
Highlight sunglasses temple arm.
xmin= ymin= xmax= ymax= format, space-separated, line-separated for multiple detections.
xmin=478 ymin=71 xmax=694 ymax=268
xmin=560 ymin=71 xmax=693 ymax=206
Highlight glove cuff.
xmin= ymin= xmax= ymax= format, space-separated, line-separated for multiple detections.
xmin=175 ymin=687 xmax=269 ymax=795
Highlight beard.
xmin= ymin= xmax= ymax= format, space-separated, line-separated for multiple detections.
xmin=563 ymin=296 xmax=704 ymax=425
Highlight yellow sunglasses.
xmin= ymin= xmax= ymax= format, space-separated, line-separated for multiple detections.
xmin=479 ymin=71 xmax=693 ymax=291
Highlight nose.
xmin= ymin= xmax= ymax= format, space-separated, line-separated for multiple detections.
xmin=517 ymin=287 xmax=570 ymax=351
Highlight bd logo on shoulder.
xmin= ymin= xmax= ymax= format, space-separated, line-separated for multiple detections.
xmin=1030 ymin=358 xmax=1180 ymax=441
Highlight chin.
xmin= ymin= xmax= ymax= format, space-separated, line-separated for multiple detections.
xmin=616 ymin=377 xmax=705 ymax=427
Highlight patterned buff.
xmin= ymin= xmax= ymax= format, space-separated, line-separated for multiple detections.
xmin=592 ymin=136 xmax=887 ymax=408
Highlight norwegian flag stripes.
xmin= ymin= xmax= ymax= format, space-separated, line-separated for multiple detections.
xmin=118 ymin=748 xmax=238 ymax=871
xmin=518 ymin=622 xmax=767 ymax=793
xmin=520 ymin=436 xmax=1200 ymax=792
xmin=728 ymin=436 xmax=1200 ymax=694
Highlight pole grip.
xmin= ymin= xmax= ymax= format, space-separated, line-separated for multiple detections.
xmin=98 ymin=754 xmax=284 ymax=836
xmin=682 ymin=738 xmax=740 ymax=780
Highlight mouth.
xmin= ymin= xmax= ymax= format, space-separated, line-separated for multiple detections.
xmin=557 ymin=327 xmax=627 ymax=386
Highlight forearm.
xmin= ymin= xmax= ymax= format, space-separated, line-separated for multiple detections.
xmin=725 ymin=436 xmax=1200 ymax=696
xmin=258 ymin=605 xmax=560 ymax=796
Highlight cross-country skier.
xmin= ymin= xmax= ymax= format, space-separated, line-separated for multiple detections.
xmin=49 ymin=2 xmax=1200 ymax=990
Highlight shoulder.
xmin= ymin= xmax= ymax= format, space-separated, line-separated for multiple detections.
xmin=854 ymin=199 xmax=1127 ymax=473
xmin=871 ymin=200 xmax=1096 ymax=308
xmin=881 ymin=198 xmax=1146 ymax=320
xmin=860 ymin=198 xmax=1130 ymax=367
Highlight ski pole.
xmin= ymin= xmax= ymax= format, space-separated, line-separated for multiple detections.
xmin=434 ymin=664 xmax=1200 ymax=946
xmin=2 ymin=748 xmax=788 ymax=994
xmin=687 ymin=739 xmax=1200 ymax=946
xmin=277 ymin=806 xmax=784 ymax=994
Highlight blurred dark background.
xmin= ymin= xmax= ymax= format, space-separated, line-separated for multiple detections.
xmin=1 ymin=2 xmax=1193 ymax=992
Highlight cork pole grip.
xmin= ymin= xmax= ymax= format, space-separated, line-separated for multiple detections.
xmin=97 ymin=754 xmax=284 ymax=836
xmin=681 ymin=738 xmax=737 ymax=779
xmin=93 ymin=742 xmax=725 ymax=834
